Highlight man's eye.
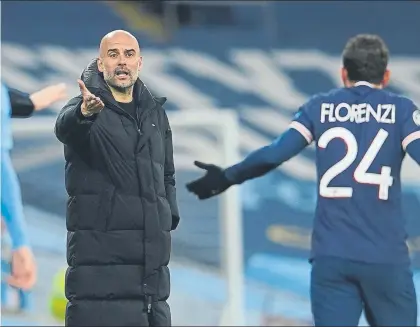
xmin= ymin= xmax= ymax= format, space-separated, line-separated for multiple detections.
xmin=127 ymin=52 xmax=134 ymax=57
xmin=109 ymin=53 xmax=117 ymax=58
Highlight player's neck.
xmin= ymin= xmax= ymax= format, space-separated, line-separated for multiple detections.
xmin=347 ymin=80 xmax=383 ymax=89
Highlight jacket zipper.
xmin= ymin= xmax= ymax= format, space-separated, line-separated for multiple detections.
xmin=105 ymin=98 xmax=156 ymax=135
xmin=147 ymin=295 xmax=152 ymax=314
xmin=104 ymin=97 xmax=156 ymax=315
xmin=103 ymin=100 xmax=143 ymax=139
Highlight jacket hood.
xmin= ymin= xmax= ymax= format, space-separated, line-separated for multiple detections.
xmin=80 ymin=58 xmax=167 ymax=107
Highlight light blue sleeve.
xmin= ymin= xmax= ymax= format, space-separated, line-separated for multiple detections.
xmin=1 ymin=150 xmax=30 ymax=249
xmin=1 ymin=82 xmax=30 ymax=249
xmin=1 ymin=83 xmax=13 ymax=150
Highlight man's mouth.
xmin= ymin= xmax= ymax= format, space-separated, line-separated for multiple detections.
xmin=115 ymin=71 xmax=130 ymax=80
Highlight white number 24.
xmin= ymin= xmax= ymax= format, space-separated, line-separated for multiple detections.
xmin=318 ymin=127 xmax=393 ymax=200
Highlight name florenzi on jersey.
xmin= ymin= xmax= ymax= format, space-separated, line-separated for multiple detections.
xmin=320 ymin=103 xmax=396 ymax=124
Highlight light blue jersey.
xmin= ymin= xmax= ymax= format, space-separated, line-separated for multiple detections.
xmin=1 ymin=83 xmax=13 ymax=151
xmin=1 ymin=82 xmax=29 ymax=249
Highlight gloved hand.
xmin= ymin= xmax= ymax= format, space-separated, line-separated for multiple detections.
xmin=186 ymin=161 xmax=232 ymax=200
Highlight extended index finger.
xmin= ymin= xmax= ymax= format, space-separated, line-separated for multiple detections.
xmin=77 ymin=79 xmax=89 ymax=95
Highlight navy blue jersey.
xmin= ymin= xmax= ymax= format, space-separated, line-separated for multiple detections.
xmin=291 ymin=82 xmax=420 ymax=264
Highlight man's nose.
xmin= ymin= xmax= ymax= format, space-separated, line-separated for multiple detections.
xmin=117 ymin=56 xmax=127 ymax=65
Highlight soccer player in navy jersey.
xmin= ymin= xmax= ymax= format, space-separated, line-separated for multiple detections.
xmin=186 ymin=34 xmax=419 ymax=326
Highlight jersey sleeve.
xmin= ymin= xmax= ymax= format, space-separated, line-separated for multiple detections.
xmin=1 ymin=83 xmax=13 ymax=151
xmin=401 ymin=100 xmax=420 ymax=151
xmin=289 ymin=99 xmax=314 ymax=144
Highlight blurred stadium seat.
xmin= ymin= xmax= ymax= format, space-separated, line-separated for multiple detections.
xmin=1 ymin=1 xmax=420 ymax=325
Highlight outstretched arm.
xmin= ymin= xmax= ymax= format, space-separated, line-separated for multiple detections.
xmin=54 ymin=95 xmax=92 ymax=147
xmin=9 ymin=83 xmax=67 ymax=118
xmin=55 ymin=80 xmax=104 ymax=148
xmin=225 ymin=128 xmax=309 ymax=184
xmin=186 ymin=98 xmax=315 ymax=200
xmin=186 ymin=128 xmax=309 ymax=200
xmin=8 ymin=88 xmax=35 ymax=118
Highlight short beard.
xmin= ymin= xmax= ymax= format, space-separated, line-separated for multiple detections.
xmin=104 ymin=73 xmax=136 ymax=94
xmin=107 ymin=83 xmax=133 ymax=95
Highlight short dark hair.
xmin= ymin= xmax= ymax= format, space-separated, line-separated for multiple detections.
xmin=342 ymin=34 xmax=389 ymax=84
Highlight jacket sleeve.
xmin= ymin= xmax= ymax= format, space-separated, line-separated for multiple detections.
xmin=54 ymin=95 xmax=96 ymax=148
xmin=164 ymin=112 xmax=180 ymax=230
xmin=8 ymin=88 xmax=35 ymax=118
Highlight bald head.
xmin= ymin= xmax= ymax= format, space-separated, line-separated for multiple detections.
xmin=99 ymin=30 xmax=140 ymax=58
xmin=97 ymin=29 xmax=143 ymax=97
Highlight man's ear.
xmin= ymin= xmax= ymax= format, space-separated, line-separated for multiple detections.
xmin=382 ymin=69 xmax=391 ymax=87
xmin=97 ymin=57 xmax=104 ymax=73
xmin=341 ymin=67 xmax=350 ymax=87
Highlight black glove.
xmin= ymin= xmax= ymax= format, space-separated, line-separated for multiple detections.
xmin=186 ymin=161 xmax=232 ymax=200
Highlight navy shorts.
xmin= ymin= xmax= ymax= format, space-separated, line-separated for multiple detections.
xmin=310 ymin=256 xmax=417 ymax=326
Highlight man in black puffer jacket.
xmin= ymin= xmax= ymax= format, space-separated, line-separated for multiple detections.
xmin=54 ymin=30 xmax=180 ymax=326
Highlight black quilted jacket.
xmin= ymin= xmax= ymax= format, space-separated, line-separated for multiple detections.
xmin=55 ymin=59 xmax=180 ymax=326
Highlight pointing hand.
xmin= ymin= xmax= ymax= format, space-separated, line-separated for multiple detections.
xmin=78 ymin=79 xmax=104 ymax=117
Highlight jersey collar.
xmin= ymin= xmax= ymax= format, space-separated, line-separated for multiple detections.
xmin=354 ymin=81 xmax=375 ymax=88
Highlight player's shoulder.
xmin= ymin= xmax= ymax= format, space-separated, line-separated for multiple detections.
xmin=380 ymin=90 xmax=418 ymax=122
xmin=380 ymin=88 xmax=416 ymax=106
